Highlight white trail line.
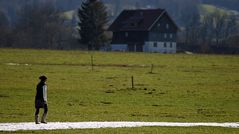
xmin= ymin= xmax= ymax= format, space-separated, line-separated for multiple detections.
xmin=0 ymin=122 xmax=239 ymax=131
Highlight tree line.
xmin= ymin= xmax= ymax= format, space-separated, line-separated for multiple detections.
xmin=202 ymin=0 xmax=239 ymax=11
xmin=0 ymin=0 xmax=109 ymax=50
xmin=180 ymin=6 xmax=239 ymax=53
xmin=0 ymin=2 xmax=76 ymax=49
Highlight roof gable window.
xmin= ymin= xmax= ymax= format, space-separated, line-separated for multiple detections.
xmin=166 ymin=24 xmax=169 ymax=29
xmin=157 ymin=23 xmax=160 ymax=28
xmin=125 ymin=32 xmax=128 ymax=37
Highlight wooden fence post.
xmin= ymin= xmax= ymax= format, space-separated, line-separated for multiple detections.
xmin=131 ymin=76 xmax=134 ymax=89
xmin=91 ymin=55 xmax=94 ymax=70
xmin=150 ymin=64 xmax=154 ymax=73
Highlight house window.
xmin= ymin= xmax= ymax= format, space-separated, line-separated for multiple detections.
xmin=166 ymin=24 xmax=169 ymax=29
xmin=170 ymin=42 xmax=173 ymax=48
xmin=164 ymin=42 xmax=167 ymax=48
xmin=130 ymin=23 xmax=136 ymax=27
xmin=140 ymin=12 xmax=143 ymax=16
xmin=170 ymin=34 xmax=173 ymax=39
xmin=125 ymin=32 xmax=128 ymax=37
xmin=153 ymin=42 xmax=157 ymax=47
xmin=157 ymin=23 xmax=160 ymax=27
xmin=164 ymin=33 xmax=167 ymax=39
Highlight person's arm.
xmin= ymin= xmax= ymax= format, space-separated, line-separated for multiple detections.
xmin=43 ymin=85 xmax=47 ymax=102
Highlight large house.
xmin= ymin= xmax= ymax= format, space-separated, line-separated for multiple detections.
xmin=108 ymin=9 xmax=179 ymax=53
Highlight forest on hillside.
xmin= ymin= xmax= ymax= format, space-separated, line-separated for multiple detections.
xmin=0 ymin=0 xmax=239 ymax=53
xmin=1 ymin=0 xmax=239 ymax=25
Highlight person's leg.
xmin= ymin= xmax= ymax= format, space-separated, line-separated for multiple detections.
xmin=41 ymin=104 xmax=48 ymax=123
xmin=35 ymin=108 xmax=40 ymax=124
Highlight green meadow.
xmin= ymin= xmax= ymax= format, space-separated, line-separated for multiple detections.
xmin=0 ymin=48 xmax=238 ymax=133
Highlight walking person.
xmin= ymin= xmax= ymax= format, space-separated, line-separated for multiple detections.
xmin=35 ymin=75 xmax=48 ymax=124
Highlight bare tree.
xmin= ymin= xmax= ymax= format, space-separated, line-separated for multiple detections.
xmin=222 ymin=15 xmax=238 ymax=45
xmin=197 ymin=14 xmax=215 ymax=52
xmin=184 ymin=12 xmax=201 ymax=46
xmin=15 ymin=3 xmax=70 ymax=49
xmin=211 ymin=10 xmax=227 ymax=46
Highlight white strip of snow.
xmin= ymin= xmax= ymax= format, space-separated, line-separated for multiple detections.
xmin=0 ymin=122 xmax=238 ymax=131
xmin=3 ymin=63 xmax=31 ymax=66
xmin=4 ymin=63 xmax=20 ymax=66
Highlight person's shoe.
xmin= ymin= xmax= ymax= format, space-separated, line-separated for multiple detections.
xmin=41 ymin=121 xmax=47 ymax=124
xmin=41 ymin=113 xmax=47 ymax=124
xmin=35 ymin=115 xmax=40 ymax=124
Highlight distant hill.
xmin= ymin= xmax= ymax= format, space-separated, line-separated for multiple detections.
xmin=198 ymin=4 xmax=239 ymax=25
xmin=1 ymin=0 xmax=239 ymax=27
xmin=201 ymin=0 xmax=239 ymax=12
xmin=199 ymin=4 xmax=239 ymax=16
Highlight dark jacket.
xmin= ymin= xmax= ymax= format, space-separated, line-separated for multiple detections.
xmin=35 ymin=82 xmax=46 ymax=101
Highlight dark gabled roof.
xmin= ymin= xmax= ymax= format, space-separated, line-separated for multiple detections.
xmin=109 ymin=8 xmax=176 ymax=32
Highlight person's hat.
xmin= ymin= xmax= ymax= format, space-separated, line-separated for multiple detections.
xmin=39 ymin=75 xmax=47 ymax=80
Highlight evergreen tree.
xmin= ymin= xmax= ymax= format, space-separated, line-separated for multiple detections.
xmin=0 ymin=10 xmax=11 ymax=47
xmin=78 ymin=0 xmax=108 ymax=50
xmin=0 ymin=10 xmax=9 ymax=27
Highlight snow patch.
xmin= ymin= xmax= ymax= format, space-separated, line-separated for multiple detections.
xmin=4 ymin=63 xmax=20 ymax=66
xmin=0 ymin=122 xmax=238 ymax=131
xmin=4 ymin=63 xmax=31 ymax=66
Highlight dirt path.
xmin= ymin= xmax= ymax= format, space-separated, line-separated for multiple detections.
xmin=0 ymin=122 xmax=238 ymax=131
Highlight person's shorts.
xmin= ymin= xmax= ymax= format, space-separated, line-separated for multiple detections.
xmin=35 ymin=100 xmax=47 ymax=108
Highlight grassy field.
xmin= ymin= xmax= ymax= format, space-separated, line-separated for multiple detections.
xmin=0 ymin=48 xmax=238 ymax=133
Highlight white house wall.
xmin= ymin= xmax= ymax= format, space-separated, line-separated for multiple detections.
xmin=143 ymin=41 xmax=176 ymax=53
xmin=111 ymin=44 xmax=128 ymax=51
